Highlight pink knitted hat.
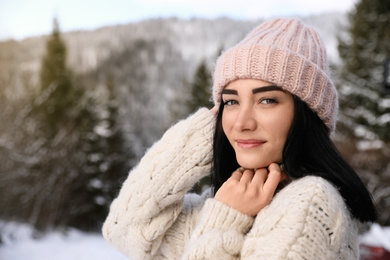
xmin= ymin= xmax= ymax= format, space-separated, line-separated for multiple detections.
xmin=212 ymin=18 xmax=338 ymax=133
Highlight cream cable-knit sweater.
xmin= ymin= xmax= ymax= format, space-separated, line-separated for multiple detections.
xmin=103 ymin=108 xmax=359 ymax=260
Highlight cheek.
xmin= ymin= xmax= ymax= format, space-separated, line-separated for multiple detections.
xmin=265 ymin=110 xmax=294 ymax=146
xmin=264 ymin=117 xmax=286 ymax=134
xmin=221 ymin=113 xmax=232 ymax=137
xmin=282 ymin=110 xmax=294 ymax=136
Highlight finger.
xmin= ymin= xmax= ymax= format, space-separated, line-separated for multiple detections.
xmin=252 ymin=168 xmax=268 ymax=185
xmin=263 ymin=163 xmax=283 ymax=194
xmin=230 ymin=170 xmax=243 ymax=181
xmin=268 ymin=163 xmax=281 ymax=173
xmin=236 ymin=167 xmax=245 ymax=173
xmin=240 ymin=169 xmax=255 ymax=183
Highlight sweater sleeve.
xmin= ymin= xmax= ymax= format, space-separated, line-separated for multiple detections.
xmin=181 ymin=199 xmax=254 ymax=260
xmin=241 ymin=176 xmax=359 ymax=260
xmin=102 ymin=108 xmax=216 ymax=259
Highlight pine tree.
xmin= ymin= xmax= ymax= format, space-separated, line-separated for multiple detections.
xmin=100 ymin=72 xmax=132 ymax=204
xmin=38 ymin=18 xmax=76 ymax=135
xmin=40 ymin=19 xmax=69 ymax=91
xmin=27 ymin=19 xmax=96 ymax=230
xmin=71 ymin=73 xmax=132 ymax=230
xmin=337 ymin=0 xmax=390 ymax=225
xmin=31 ymin=22 xmax=133 ymax=230
xmin=338 ymin=0 xmax=390 ymax=140
xmin=0 ymin=19 xmax=110 ymax=231
xmin=188 ymin=59 xmax=212 ymax=114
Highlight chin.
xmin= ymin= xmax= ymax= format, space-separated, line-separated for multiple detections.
xmin=237 ymin=159 xmax=269 ymax=170
xmin=236 ymin=155 xmax=282 ymax=170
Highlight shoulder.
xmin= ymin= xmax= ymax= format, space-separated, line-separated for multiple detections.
xmin=271 ymin=176 xmax=354 ymax=232
xmin=280 ymin=175 xmax=345 ymax=207
xmin=250 ymin=176 xmax=359 ymax=258
xmin=259 ymin=175 xmax=351 ymax=220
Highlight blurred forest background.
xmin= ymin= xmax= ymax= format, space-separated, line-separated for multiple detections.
xmin=0 ymin=0 xmax=389 ymax=234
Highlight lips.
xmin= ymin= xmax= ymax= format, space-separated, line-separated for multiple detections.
xmin=236 ymin=139 xmax=266 ymax=149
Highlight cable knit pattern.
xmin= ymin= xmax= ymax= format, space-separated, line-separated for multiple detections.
xmin=241 ymin=177 xmax=359 ymax=259
xmin=182 ymin=199 xmax=254 ymax=260
xmin=103 ymin=108 xmax=359 ymax=260
xmin=103 ymin=108 xmax=216 ymax=259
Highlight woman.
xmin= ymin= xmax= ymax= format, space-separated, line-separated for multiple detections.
xmin=103 ymin=18 xmax=376 ymax=259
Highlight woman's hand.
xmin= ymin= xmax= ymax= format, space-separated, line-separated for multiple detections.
xmin=215 ymin=163 xmax=286 ymax=216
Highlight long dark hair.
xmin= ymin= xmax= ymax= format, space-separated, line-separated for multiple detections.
xmin=212 ymin=95 xmax=377 ymax=223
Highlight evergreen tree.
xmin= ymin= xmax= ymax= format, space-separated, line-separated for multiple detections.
xmin=338 ymin=0 xmax=390 ymax=140
xmin=337 ymin=0 xmax=390 ymax=225
xmin=188 ymin=59 xmax=212 ymax=114
xmin=0 ymin=19 xmax=113 ymax=231
xmin=100 ymin=72 xmax=132 ymax=203
xmin=27 ymin=19 xmax=97 ymax=230
xmin=38 ymin=18 xmax=77 ymax=136
xmin=30 ymin=21 xmax=132 ymax=230
xmin=40 ymin=19 xmax=69 ymax=91
xmin=71 ymin=73 xmax=132 ymax=230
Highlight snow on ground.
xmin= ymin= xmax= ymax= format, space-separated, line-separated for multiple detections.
xmin=0 ymin=221 xmax=128 ymax=260
xmin=360 ymin=223 xmax=390 ymax=252
xmin=0 ymin=221 xmax=389 ymax=260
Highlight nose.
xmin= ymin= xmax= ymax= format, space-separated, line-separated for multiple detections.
xmin=233 ymin=105 xmax=256 ymax=132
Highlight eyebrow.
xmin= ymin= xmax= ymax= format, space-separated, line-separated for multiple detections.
xmin=221 ymin=85 xmax=283 ymax=95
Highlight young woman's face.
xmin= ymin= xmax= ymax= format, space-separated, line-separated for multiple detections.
xmin=222 ymin=79 xmax=294 ymax=170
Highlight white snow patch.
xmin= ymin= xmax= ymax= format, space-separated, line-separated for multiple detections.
xmin=0 ymin=221 xmax=128 ymax=260
xmin=378 ymin=113 xmax=390 ymax=126
xmin=354 ymin=125 xmax=377 ymax=140
xmin=379 ymin=98 xmax=390 ymax=109
xmin=356 ymin=140 xmax=384 ymax=151
xmin=360 ymin=223 xmax=390 ymax=252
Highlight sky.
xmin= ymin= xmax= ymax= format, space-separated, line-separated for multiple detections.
xmin=0 ymin=0 xmax=358 ymax=41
